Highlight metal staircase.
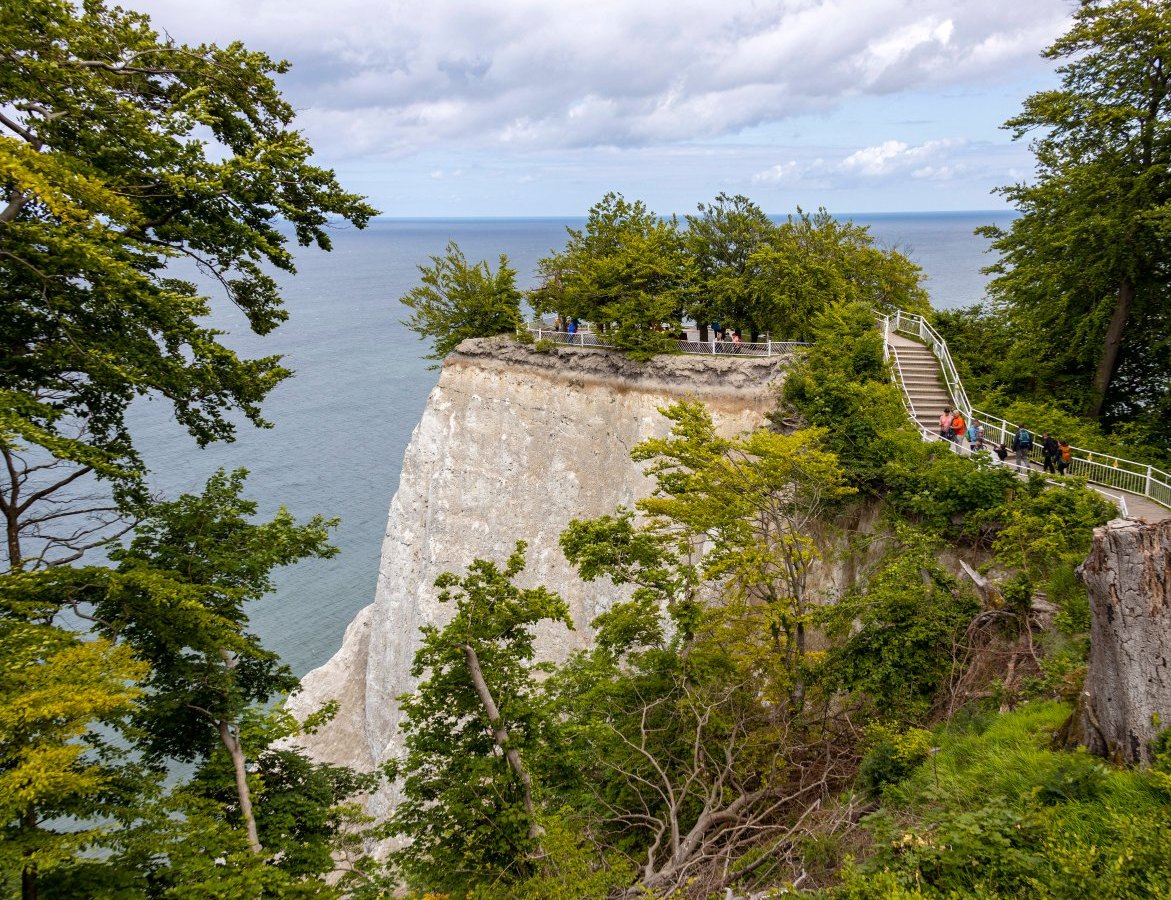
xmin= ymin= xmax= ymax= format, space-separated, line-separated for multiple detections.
xmin=879 ymin=309 xmax=1171 ymax=521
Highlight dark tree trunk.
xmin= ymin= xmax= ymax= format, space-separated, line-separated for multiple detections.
xmin=698 ymin=323 xmax=709 ymax=342
xmin=1088 ymin=277 xmax=1135 ymax=419
xmin=1076 ymin=518 xmax=1171 ymax=765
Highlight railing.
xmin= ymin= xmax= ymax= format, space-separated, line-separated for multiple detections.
xmin=527 ymin=326 xmax=808 ymax=360
xmin=880 ymin=310 xmax=1168 ymax=513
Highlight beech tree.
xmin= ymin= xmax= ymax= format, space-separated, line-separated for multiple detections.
xmin=386 ymin=543 xmax=572 ymax=894
xmin=0 ymin=615 xmax=147 ymax=898
xmin=532 ymin=193 xmax=691 ymax=358
xmin=0 ymin=0 xmax=377 ymax=570
xmin=980 ymin=0 xmax=1171 ymax=426
xmin=400 ymin=241 xmax=524 ymax=365
xmin=684 ymin=193 xmax=775 ymax=341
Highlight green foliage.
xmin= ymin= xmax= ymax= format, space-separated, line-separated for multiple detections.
xmin=386 ymin=543 xmax=573 ymax=895
xmin=104 ymin=469 xmax=337 ymax=764
xmin=400 ymin=241 xmax=524 ymax=365
xmin=683 ymin=193 xmax=775 ymax=335
xmin=0 ymin=0 xmax=376 ymax=517
xmin=782 ymin=302 xmax=925 ymax=490
xmin=0 ymin=615 xmax=148 ymax=891
xmin=978 ymin=0 xmax=1171 ymax=429
xmin=831 ymin=702 xmax=1171 ymax=898
xmin=533 ymin=193 xmax=689 ymax=359
xmin=749 ymin=209 xmax=930 ymax=342
xmin=858 ymin=724 xmax=934 ymax=797
xmin=884 ymin=450 xmax=1018 ymax=536
xmin=489 ymin=811 xmax=635 ymax=900
xmin=823 ymin=528 xmax=977 ymax=721
xmin=984 ymin=479 xmax=1115 ymax=582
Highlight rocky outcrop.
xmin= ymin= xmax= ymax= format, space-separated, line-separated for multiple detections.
xmin=1078 ymin=518 xmax=1171 ymax=765
xmin=288 ymin=337 xmax=787 ymax=819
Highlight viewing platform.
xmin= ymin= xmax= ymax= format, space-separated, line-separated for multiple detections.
xmin=525 ymin=323 xmax=808 ymax=359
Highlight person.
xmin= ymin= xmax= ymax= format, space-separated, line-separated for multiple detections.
xmin=1012 ymin=425 xmax=1033 ymax=470
xmin=950 ymin=410 xmax=966 ymax=445
xmin=731 ymin=330 xmax=742 ymax=353
xmin=1041 ymin=433 xmax=1059 ymax=474
xmin=994 ymin=442 xmax=1009 ymax=463
xmin=967 ymin=417 xmax=984 ymax=451
xmin=1058 ymin=439 xmax=1072 ymax=475
xmin=938 ymin=407 xmax=953 ymax=441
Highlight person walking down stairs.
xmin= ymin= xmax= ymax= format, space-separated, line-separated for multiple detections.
xmin=1013 ymin=425 xmax=1034 ymax=471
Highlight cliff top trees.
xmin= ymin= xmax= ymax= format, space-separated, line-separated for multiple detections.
xmin=981 ymin=0 xmax=1171 ymax=429
xmin=533 ymin=192 xmax=692 ymax=358
xmin=400 ymin=241 xmax=524 ymax=366
xmin=0 ymin=0 xmax=377 ymax=570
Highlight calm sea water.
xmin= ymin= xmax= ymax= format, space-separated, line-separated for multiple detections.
xmin=127 ymin=211 xmax=1010 ymax=677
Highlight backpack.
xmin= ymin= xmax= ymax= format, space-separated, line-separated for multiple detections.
xmin=1018 ymin=428 xmax=1032 ymax=448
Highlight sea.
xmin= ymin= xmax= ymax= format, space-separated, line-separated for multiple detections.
xmin=126 ymin=211 xmax=1012 ymax=678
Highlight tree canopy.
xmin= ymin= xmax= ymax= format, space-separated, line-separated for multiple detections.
xmin=980 ymin=0 xmax=1171 ymax=429
xmin=0 ymin=0 xmax=377 ymax=570
xmin=400 ymin=241 xmax=524 ymax=365
xmin=528 ymin=192 xmax=929 ymax=357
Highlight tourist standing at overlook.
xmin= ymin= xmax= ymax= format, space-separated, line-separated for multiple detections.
xmin=939 ymin=408 xmax=953 ymax=441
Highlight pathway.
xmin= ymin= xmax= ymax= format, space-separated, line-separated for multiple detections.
xmin=886 ymin=332 xmax=1169 ymax=523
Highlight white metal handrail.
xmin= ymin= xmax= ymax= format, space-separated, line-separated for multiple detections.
xmin=526 ymin=327 xmax=808 ymax=359
xmin=881 ymin=310 xmax=1169 ymax=512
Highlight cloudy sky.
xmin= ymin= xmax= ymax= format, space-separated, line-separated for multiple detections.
xmin=133 ymin=0 xmax=1074 ymax=217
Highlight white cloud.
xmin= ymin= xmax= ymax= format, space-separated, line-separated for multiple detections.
xmin=842 ymin=138 xmax=964 ymax=176
xmin=131 ymin=0 xmax=1071 ymax=159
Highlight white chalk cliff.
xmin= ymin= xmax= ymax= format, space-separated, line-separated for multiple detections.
xmin=289 ymin=337 xmax=787 ymax=820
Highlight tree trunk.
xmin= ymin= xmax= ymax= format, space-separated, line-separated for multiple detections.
xmin=698 ymin=323 xmax=709 ymax=342
xmin=1077 ymin=518 xmax=1171 ymax=765
xmin=1088 ymin=276 xmax=1135 ymax=420
xmin=219 ymin=719 xmax=262 ymax=853
xmin=22 ymin=810 xmax=37 ymax=900
xmin=460 ymin=643 xmax=544 ymax=841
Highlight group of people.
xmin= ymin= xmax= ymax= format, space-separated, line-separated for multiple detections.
xmin=937 ymin=408 xmax=1073 ymax=475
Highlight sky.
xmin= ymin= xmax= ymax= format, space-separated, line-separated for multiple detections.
xmin=130 ymin=0 xmax=1076 ymax=217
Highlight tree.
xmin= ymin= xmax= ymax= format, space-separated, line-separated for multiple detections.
xmin=635 ymin=405 xmax=854 ymax=711
xmin=400 ymin=241 xmax=524 ymax=365
xmin=532 ymin=193 xmax=691 ymax=358
xmin=0 ymin=614 xmax=147 ymax=900
xmin=100 ymin=469 xmax=337 ymax=855
xmin=386 ymin=543 xmax=573 ymax=895
xmin=0 ymin=0 xmax=377 ymax=571
xmin=750 ymin=210 xmax=929 ymax=342
xmin=684 ymin=193 xmax=776 ymax=341
xmin=980 ymin=0 xmax=1171 ymax=426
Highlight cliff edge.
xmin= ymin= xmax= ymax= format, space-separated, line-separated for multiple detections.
xmin=288 ymin=337 xmax=787 ymax=818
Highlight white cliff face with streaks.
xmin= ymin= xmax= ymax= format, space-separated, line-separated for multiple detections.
xmin=288 ymin=336 xmax=788 ymax=819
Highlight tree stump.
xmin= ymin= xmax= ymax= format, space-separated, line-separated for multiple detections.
xmin=1078 ymin=518 xmax=1171 ymax=764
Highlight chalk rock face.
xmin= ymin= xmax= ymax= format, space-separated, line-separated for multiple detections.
xmin=289 ymin=337 xmax=787 ymax=818
xmin=1079 ymin=518 xmax=1171 ymax=765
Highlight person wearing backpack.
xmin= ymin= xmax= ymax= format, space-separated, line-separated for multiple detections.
xmin=1057 ymin=439 xmax=1072 ymax=475
xmin=1012 ymin=426 xmax=1033 ymax=471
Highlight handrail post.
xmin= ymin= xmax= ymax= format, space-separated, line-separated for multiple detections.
xmin=537 ymin=328 xmax=542 ymax=341
xmin=767 ymin=338 xmax=772 ymax=356
xmin=1147 ymin=465 xmax=1154 ymax=498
